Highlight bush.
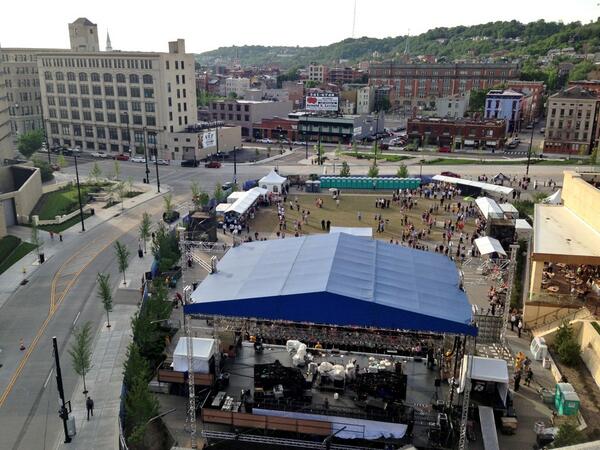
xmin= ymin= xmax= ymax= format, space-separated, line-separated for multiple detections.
xmin=339 ymin=161 xmax=351 ymax=177
xmin=555 ymin=321 xmax=581 ymax=367
xmin=367 ymin=163 xmax=379 ymax=178
xmin=552 ymin=421 xmax=587 ymax=448
xmin=32 ymin=158 xmax=54 ymax=182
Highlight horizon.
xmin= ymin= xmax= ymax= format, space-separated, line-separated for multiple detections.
xmin=0 ymin=0 xmax=598 ymax=54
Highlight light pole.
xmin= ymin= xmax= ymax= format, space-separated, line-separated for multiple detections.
xmin=233 ymin=146 xmax=237 ymax=185
xmin=525 ymin=118 xmax=536 ymax=176
xmin=143 ymin=127 xmax=150 ymax=183
xmin=154 ymin=144 xmax=161 ymax=193
xmin=318 ymin=124 xmax=322 ymax=165
xmin=303 ymin=115 xmax=309 ymax=160
xmin=374 ymin=112 xmax=380 ymax=165
xmin=73 ymin=154 xmax=85 ymax=232
xmin=53 ymin=336 xmax=72 ymax=443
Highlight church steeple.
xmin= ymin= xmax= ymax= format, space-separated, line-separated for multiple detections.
xmin=106 ymin=32 xmax=112 ymax=51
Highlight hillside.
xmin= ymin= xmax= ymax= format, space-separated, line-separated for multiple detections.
xmin=196 ymin=19 xmax=600 ymax=68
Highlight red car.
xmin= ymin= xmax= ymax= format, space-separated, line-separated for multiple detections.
xmin=204 ymin=161 xmax=221 ymax=168
xmin=115 ymin=154 xmax=130 ymax=161
xmin=438 ymin=146 xmax=451 ymax=153
xmin=441 ymin=171 xmax=461 ymax=178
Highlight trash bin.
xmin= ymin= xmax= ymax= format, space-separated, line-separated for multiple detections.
xmin=39 ymin=253 xmax=45 ymax=264
xmin=89 ymin=208 xmax=95 ymax=216
xmin=138 ymin=249 xmax=144 ymax=258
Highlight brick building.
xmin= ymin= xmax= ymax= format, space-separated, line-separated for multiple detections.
xmin=369 ymin=62 xmax=520 ymax=110
xmin=407 ymin=117 xmax=507 ymax=149
xmin=506 ymin=80 xmax=545 ymax=122
xmin=252 ymin=117 xmax=299 ymax=141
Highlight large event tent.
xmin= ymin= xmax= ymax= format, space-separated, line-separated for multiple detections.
xmin=186 ymin=233 xmax=476 ymax=335
xmin=259 ymin=170 xmax=287 ymax=193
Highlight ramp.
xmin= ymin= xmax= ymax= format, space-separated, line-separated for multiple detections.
xmin=479 ymin=406 xmax=499 ymax=450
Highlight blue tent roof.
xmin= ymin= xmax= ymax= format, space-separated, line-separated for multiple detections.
xmin=186 ymin=233 xmax=476 ymax=335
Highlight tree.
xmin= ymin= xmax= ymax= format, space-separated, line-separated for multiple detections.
xmin=32 ymin=158 xmax=54 ymax=182
xmin=17 ymin=129 xmax=44 ymax=159
xmin=135 ymin=145 xmax=145 ymax=155
xmin=590 ymin=145 xmax=598 ymax=165
xmin=163 ymin=193 xmax=174 ymax=216
xmin=69 ymin=321 xmax=94 ymax=394
xmin=227 ymin=91 xmax=238 ymax=99
xmin=122 ymin=342 xmax=151 ymax=390
xmin=113 ymin=160 xmax=121 ymax=180
xmin=551 ymin=422 xmax=587 ymax=448
xmin=568 ymin=60 xmax=594 ymax=82
xmin=213 ymin=183 xmax=225 ymax=203
xmin=139 ymin=212 xmax=152 ymax=254
xmin=30 ymin=222 xmax=42 ymax=260
xmin=114 ymin=240 xmax=130 ymax=285
xmin=368 ymin=163 xmax=379 ymax=178
xmin=97 ymin=273 xmax=113 ymax=328
xmin=352 ymin=142 xmax=358 ymax=157
xmin=397 ymin=163 xmax=409 ymax=178
xmin=339 ymin=161 xmax=351 ymax=177
xmin=110 ymin=181 xmax=126 ymax=209
xmin=152 ymin=223 xmax=181 ymax=272
xmin=469 ymin=89 xmax=487 ymax=112
xmin=124 ymin=373 xmax=159 ymax=445
xmin=89 ymin=162 xmax=102 ymax=184
xmin=555 ymin=321 xmax=581 ymax=366
xmin=57 ymin=154 xmax=67 ymax=169
xmin=191 ymin=181 xmax=210 ymax=210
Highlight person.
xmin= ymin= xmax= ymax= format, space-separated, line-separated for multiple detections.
xmin=86 ymin=396 xmax=94 ymax=420
xmin=59 ymin=233 xmax=63 ymax=242
xmin=336 ymin=198 xmax=340 ymax=208
xmin=49 ymin=231 xmax=54 ymax=240
xmin=321 ymin=219 xmax=326 ymax=231
xmin=510 ymin=312 xmax=516 ymax=331
xmin=525 ymin=367 xmax=533 ymax=386
xmin=513 ymin=371 xmax=521 ymax=392
xmin=517 ymin=318 xmax=523 ymax=338
xmin=357 ymin=211 xmax=362 ymax=221
xmin=326 ymin=220 xmax=331 ymax=231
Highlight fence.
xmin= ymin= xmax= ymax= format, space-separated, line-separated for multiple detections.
xmin=32 ymin=205 xmax=93 ymax=226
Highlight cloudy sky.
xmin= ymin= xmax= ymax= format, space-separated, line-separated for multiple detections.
xmin=1 ymin=0 xmax=597 ymax=53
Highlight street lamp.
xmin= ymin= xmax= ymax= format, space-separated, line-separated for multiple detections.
xmin=154 ymin=144 xmax=161 ymax=193
xmin=525 ymin=119 xmax=536 ymax=176
xmin=233 ymin=146 xmax=237 ymax=185
xmin=52 ymin=336 xmax=72 ymax=443
xmin=73 ymin=154 xmax=85 ymax=232
xmin=143 ymin=127 xmax=150 ymax=184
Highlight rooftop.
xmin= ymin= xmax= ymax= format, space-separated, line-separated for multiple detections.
xmin=550 ymin=86 xmax=598 ymax=100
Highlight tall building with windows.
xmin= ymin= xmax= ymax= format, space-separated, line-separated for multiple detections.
xmin=38 ymin=39 xmax=196 ymax=159
xmin=68 ymin=18 xmax=100 ymax=52
xmin=0 ymin=64 xmax=14 ymax=162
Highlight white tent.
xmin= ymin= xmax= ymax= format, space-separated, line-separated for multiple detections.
xmin=227 ymin=191 xmax=245 ymax=204
xmin=329 ymin=227 xmax=373 ymax=238
xmin=474 ymin=236 xmax=507 ymax=257
xmin=226 ymin=187 xmax=268 ymax=216
xmin=499 ymin=203 xmax=519 ymax=218
xmin=460 ymin=356 xmax=509 ymax=406
xmin=515 ymin=219 xmax=533 ymax=238
xmin=216 ymin=203 xmax=230 ymax=214
xmin=259 ymin=169 xmax=287 ymax=194
xmin=543 ymin=189 xmax=562 ymax=205
xmin=172 ymin=337 xmax=216 ymax=373
xmin=475 ymin=197 xmax=504 ymax=220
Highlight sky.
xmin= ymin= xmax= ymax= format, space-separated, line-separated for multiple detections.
xmin=1 ymin=0 xmax=598 ymax=54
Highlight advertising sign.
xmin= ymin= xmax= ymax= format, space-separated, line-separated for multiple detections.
xmin=353 ymin=126 xmax=362 ymax=136
xmin=305 ymin=93 xmax=339 ymax=112
xmin=202 ymin=130 xmax=216 ymax=148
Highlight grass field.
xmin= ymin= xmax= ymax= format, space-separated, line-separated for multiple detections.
xmin=33 ymin=183 xmax=109 ymax=220
xmin=424 ymin=157 xmax=588 ymax=166
xmin=37 ymin=213 xmax=92 ymax=233
xmin=251 ymin=192 xmax=476 ymax=246
xmin=0 ymin=236 xmax=37 ymax=275
xmin=341 ymin=152 xmax=413 ymax=163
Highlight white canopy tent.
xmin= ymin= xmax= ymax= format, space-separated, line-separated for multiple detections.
xmin=172 ymin=337 xmax=216 ymax=373
xmin=215 ymin=203 xmax=230 ymax=214
xmin=543 ymin=189 xmax=562 ymax=205
xmin=475 ymin=197 xmax=505 ymax=220
xmin=259 ymin=169 xmax=287 ymax=194
xmin=432 ymin=174 xmax=514 ymax=196
xmin=460 ymin=356 xmax=509 ymax=406
xmin=329 ymin=227 xmax=373 ymax=238
xmin=515 ymin=219 xmax=533 ymax=238
xmin=499 ymin=203 xmax=519 ymax=218
xmin=227 ymin=191 xmax=245 ymax=204
xmin=474 ymin=236 xmax=507 ymax=257
xmin=225 ymin=187 xmax=268 ymax=216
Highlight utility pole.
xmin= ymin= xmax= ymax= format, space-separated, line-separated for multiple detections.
xmin=73 ymin=154 xmax=85 ymax=232
xmin=154 ymin=145 xmax=161 ymax=193
xmin=53 ymin=336 xmax=72 ymax=443
xmin=525 ymin=120 xmax=535 ymax=176
xmin=318 ymin=124 xmax=322 ymax=165
xmin=374 ymin=112 xmax=379 ymax=165
xmin=304 ymin=115 xmax=309 ymax=160
xmin=143 ymin=127 xmax=150 ymax=183
xmin=233 ymin=146 xmax=237 ymax=185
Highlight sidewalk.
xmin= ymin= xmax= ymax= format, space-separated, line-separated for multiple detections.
xmin=55 ymin=302 xmax=137 ymax=450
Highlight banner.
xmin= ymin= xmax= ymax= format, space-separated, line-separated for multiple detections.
xmin=305 ymin=93 xmax=339 ymax=112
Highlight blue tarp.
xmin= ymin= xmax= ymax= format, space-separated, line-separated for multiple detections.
xmin=186 ymin=233 xmax=476 ymax=335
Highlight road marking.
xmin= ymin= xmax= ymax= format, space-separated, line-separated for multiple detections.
xmin=72 ymin=312 xmax=81 ymax=327
xmin=43 ymin=369 xmax=53 ymax=389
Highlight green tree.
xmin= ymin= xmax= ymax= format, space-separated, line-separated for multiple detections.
xmin=590 ymin=145 xmax=598 ymax=165
xmin=227 ymin=91 xmax=238 ymax=99
xmin=97 ymin=273 xmax=113 ymax=328
xmin=469 ymin=89 xmax=488 ymax=112
xmin=213 ymin=183 xmax=225 ymax=203
xmin=69 ymin=321 xmax=94 ymax=394
xmin=339 ymin=161 xmax=351 ymax=177
xmin=135 ymin=145 xmax=145 ymax=155
xmin=17 ymin=129 xmax=44 ymax=159
xmin=32 ymin=158 xmax=54 ymax=182
xmin=551 ymin=421 xmax=587 ymax=448
xmin=124 ymin=373 xmax=159 ymax=446
xmin=114 ymin=240 xmax=130 ymax=285
xmin=163 ymin=193 xmax=174 ymax=217
xmin=89 ymin=162 xmax=102 ymax=184
xmin=190 ymin=181 xmax=202 ymax=210
xmin=352 ymin=142 xmax=358 ymax=157
xmin=30 ymin=222 xmax=42 ymax=260
xmin=57 ymin=154 xmax=67 ymax=169
xmin=122 ymin=342 xmax=151 ymax=389
xmin=555 ymin=321 xmax=581 ymax=366
xmin=368 ymin=163 xmax=379 ymax=178
xmin=152 ymin=223 xmax=181 ymax=272
xmin=139 ymin=212 xmax=152 ymax=254
xmin=397 ymin=163 xmax=409 ymax=178
xmin=113 ymin=160 xmax=121 ymax=180
xmin=568 ymin=60 xmax=594 ymax=82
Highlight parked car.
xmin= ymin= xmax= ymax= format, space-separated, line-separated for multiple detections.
xmin=204 ymin=161 xmax=221 ymax=168
xmin=156 ymin=159 xmax=170 ymax=165
xmin=181 ymin=159 xmax=199 ymax=167
xmin=438 ymin=146 xmax=451 ymax=153
xmin=50 ymin=163 xmax=61 ymax=171
xmin=379 ymin=143 xmax=389 ymax=150
xmin=506 ymin=140 xmax=520 ymax=149
xmin=90 ymin=151 xmax=101 ymax=157
xmin=540 ymin=127 xmax=545 ymax=134
xmin=222 ymin=182 xmax=235 ymax=194
xmin=61 ymin=148 xmax=74 ymax=156
xmin=115 ymin=154 xmax=130 ymax=161
xmin=441 ymin=171 xmax=461 ymax=178
xmin=131 ymin=156 xmax=146 ymax=163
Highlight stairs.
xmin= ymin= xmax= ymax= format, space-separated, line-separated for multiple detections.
xmin=531 ymin=306 xmax=597 ymax=339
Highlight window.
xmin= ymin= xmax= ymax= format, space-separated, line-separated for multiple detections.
xmin=106 ymin=100 xmax=115 ymax=109
xmin=44 ymin=71 xmax=53 ymax=80
xmin=79 ymin=72 xmax=87 ymax=81
xmin=244 ymin=115 xmax=249 ymax=121
xmin=146 ymin=116 xmax=156 ymax=126
xmin=131 ymin=101 xmax=141 ymax=111
xmin=55 ymin=72 xmax=64 ymax=80
xmin=93 ymin=99 xmax=103 ymax=109
xmin=82 ymin=98 xmax=91 ymax=108
xmin=92 ymin=85 xmax=102 ymax=95
xmin=167 ymin=82 xmax=171 ymax=93
xmin=117 ymin=86 xmax=127 ymax=97
xmin=103 ymin=73 xmax=113 ymax=82
xmin=133 ymin=115 xmax=143 ymax=125
xmin=57 ymin=83 xmax=66 ymax=94
xmin=143 ymin=74 xmax=153 ymax=84
xmin=68 ymin=84 xmax=77 ymax=94
xmin=96 ymin=127 xmax=105 ymax=138
xmin=69 ymin=98 xmax=78 ymax=107
xmin=80 ymin=84 xmax=89 ymax=95
xmin=129 ymin=74 xmax=139 ymax=83
xmin=130 ymin=87 xmax=140 ymax=97
xmin=104 ymin=86 xmax=114 ymax=96
xmin=85 ymin=126 xmax=93 ymax=138
xmin=67 ymin=72 xmax=76 ymax=81
xmin=120 ymin=113 xmax=129 ymax=123
xmin=182 ymin=75 xmax=186 ymax=84
xmin=183 ymin=88 xmax=186 ymax=98
xmin=175 ymin=61 xmax=179 ymax=70
xmin=168 ymin=97 xmax=172 ymax=107
xmin=47 ymin=96 xmax=56 ymax=106
xmin=145 ymin=103 xmax=155 ymax=112
xmin=71 ymin=110 xmax=80 ymax=120
xmin=134 ymin=130 xmax=144 ymax=143
xmin=121 ymin=129 xmax=130 ymax=141
xmin=107 ymin=112 xmax=116 ymax=123
xmin=177 ymin=89 xmax=181 ymax=99
xmin=143 ymin=88 xmax=154 ymax=98
xmin=95 ymin=111 xmax=104 ymax=122
xmin=62 ymin=124 xmax=70 ymax=134
xmin=236 ymin=114 xmax=241 ymax=120
xmin=176 ymin=75 xmax=180 ymax=84
xmin=116 ymin=73 xmax=126 ymax=83
xmin=50 ymin=123 xmax=59 ymax=133
xmin=58 ymin=97 xmax=67 ymax=107
xmin=109 ymin=128 xmax=118 ymax=140
xmin=178 ymin=103 xmax=181 ymax=112
xmin=118 ymin=100 xmax=128 ymax=110
xmin=166 ymin=61 xmax=169 ymax=70
xmin=49 ymin=109 xmax=57 ymax=118
xmin=73 ymin=124 xmax=82 ymax=136
xmin=86 ymin=141 xmax=94 ymax=149
xmin=83 ymin=111 xmax=92 ymax=121
xmin=91 ymin=72 xmax=100 ymax=82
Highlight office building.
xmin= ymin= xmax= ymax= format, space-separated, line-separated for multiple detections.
xmin=296 ymin=113 xmax=384 ymax=144
xmin=506 ymin=80 xmax=545 ymax=123
xmin=68 ymin=17 xmax=100 ymax=52
xmin=0 ymin=65 xmax=14 ymax=162
xmin=38 ymin=39 xmax=196 ymax=158
xmin=308 ymin=64 xmax=328 ymax=83
xmin=543 ymin=86 xmax=599 ymax=155
xmin=208 ymin=99 xmax=293 ymax=137
xmin=224 ymin=77 xmax=250 ymax=98
xmin=484 ymin=89 xmax=524 ymax=133
xmin=369 ymin=62 xmax=519 ymax=109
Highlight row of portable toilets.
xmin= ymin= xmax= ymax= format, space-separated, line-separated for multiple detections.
xmin=319 ymin=176 xmax=421 ymax=190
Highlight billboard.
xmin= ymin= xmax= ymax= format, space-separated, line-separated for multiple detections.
xmin=202 ymin=130 xmax=216 ymax=148
xmin=305 ymin=93 xmax=339 ymax=112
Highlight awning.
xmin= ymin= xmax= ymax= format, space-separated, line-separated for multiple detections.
xmin=475 ymin=197 xmax=504 ymax=220
xmin=474 ymin=236 xmax=507 ymax=257
xmin=515 ymin=219 xmax=532 ymax=231
xmin=464 ymin=139 xmax=476 ymax=146
xmin=432 ymin=175 xmax=514 ymax=196
xmin=460 ymin=356 xmax=509 ymax=406
xmin=543 ymin=189 xmax=562 ymax=205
